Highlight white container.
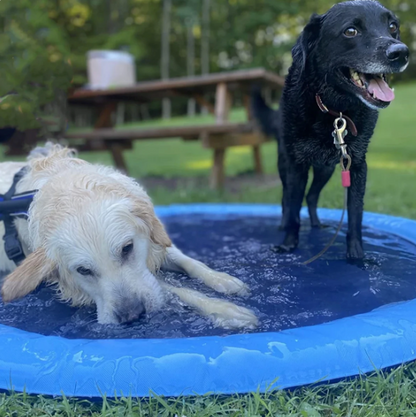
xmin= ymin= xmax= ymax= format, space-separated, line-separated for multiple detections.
xmin=87 ymin=50 xmax=136 ymax=89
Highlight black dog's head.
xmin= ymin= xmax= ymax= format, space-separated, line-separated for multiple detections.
xmin=293 ymin=0 xmax=410 ymax=110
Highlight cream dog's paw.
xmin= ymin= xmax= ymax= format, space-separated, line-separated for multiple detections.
xmin=192 ymin=261 xmax=250 ymax=296
xmin=205 ymin=299 xmax=258 ymax=329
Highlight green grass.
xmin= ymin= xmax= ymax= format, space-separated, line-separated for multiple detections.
xmin=2 ymin=364 xmax=416 ymax=416
xmin=51 ymin=83 xmax=416 ymax=217
xmin=3 ymin=84 xmax=416 ymax=215
xmin=1 ymin=84 xmax=416 ymax=415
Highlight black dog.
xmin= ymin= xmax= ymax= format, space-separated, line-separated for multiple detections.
xmin=253 ymin=0 xmax=409 ymax=260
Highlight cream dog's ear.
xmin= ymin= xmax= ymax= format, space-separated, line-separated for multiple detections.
xmin=1 ymin=248 xmax=55 ymax=303
xmin=131 ymin=199 xmax=171 ymax=248
xmin=149 ymin=215 xmax=172 ymax=248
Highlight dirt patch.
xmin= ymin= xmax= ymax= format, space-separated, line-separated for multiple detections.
xmin=140 ymin=173 xmax=281 ymax=193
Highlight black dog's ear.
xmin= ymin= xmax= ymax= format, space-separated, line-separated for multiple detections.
xmin=292 ymin=13 xmax=324 ymax=72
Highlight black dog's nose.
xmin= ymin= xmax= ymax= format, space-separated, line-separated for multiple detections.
xmin=386 ymin=43 xmax=409 ymax=66
xmin=114 ymin=301 xmax=146 ymax=324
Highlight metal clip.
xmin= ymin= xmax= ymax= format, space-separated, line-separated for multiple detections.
xmin=332 ymin=115 xmax=348 ymax=150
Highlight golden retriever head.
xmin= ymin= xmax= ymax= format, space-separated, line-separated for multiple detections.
xmin=1 ymin=160 xmax=171 ymax=325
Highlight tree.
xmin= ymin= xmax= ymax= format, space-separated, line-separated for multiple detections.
xmin=1 ymin=0 xmax=415 ymax=132
xmin=176 ymin=2 xmax=199 ymax=116
xmin=161 ymin=0 xmax=172 ymax=119
xmin=186 ymin=20 xmax=196 ymax=116
xmin=0 ymin=0 xmax=72 ymax=135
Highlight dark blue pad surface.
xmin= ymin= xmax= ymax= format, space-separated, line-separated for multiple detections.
xmin=1 ymin=213 xmax=416 ymax=339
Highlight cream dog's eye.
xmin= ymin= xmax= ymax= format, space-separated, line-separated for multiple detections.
xmin=77 ymin=266 xmax=92 ymax=276
xmin=121 ymin=243 xmax=134 ymax=258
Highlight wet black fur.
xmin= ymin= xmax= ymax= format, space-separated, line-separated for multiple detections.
xmin=253 ymin=0 xmax=409 ymax=260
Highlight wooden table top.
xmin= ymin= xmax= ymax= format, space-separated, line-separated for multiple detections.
xmin=68 ymin=68 xmax=284 ymax=105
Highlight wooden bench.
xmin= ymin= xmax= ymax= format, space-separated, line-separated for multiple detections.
xmin=65 ymin=68 xmax=283 ymax=189
xmin=65 ymin=121 xmax=269 ymax=188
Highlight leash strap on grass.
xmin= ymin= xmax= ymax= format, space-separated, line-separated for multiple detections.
xmin=302 ymin=187 xmax=348 ymax=266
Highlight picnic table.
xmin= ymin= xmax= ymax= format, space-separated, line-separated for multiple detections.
xmin=66 ymin=68 xmax=284 ymax=189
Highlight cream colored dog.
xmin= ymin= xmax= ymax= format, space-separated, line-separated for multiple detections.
xmin=0 ymin=144 xmax=258 ymax=329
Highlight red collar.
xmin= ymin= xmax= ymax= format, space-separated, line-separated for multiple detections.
xmin=315 ymin=94 xmax=358 ymax=137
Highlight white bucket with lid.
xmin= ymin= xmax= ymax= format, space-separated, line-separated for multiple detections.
xmin=87 ymin=50 xmax=136 ymax=89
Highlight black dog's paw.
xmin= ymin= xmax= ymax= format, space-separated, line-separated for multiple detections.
xmin=347 ymin=240 xmax=364 ymax=261
xmin=270 ymin=244 xmax=297 ymax=253
xmin=311 ymin=221 xmax=332 ymax=229
xmin=270 ymin=233 xmax=299 ymax=253
xmin=347 ymin=257 xmax=365 ymax=268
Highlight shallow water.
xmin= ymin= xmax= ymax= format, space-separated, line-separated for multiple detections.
xmin=1 ymin=214 xmax=416 ymax=339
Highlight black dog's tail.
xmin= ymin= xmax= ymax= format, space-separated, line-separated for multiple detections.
xmin=250 ymin=86 xmax=280 ymax=140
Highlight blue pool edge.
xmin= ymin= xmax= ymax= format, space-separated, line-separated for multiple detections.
xmin=0 ymin=203 xmax=415 ymax=398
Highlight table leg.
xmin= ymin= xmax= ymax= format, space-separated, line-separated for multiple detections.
xmin=108 ymin=142 xmax=128 ymax=174
xmin=208 ymin=83 xmax=231 ymax=189
xmin=252 ymin=144 xmax=263 ymax=175
xmin=95 ymin=102 xmax=117 ymax=128
xmin=215 ymin=82 xmax=231 ymax=124
xmin=210 ymin=148 xmax=226 ymax=190
xmin=94 ymin=102 xmax=130 ymax=174
xmin=244 ymin=93 xmax=264 ymax=176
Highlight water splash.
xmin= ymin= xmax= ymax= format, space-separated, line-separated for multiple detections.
xmin=1 ymin=214 xmax=416 ymax=340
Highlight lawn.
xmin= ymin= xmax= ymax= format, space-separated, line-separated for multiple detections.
xmin=2 ymin=82 xmax=416 ymax=217
xmin=65 ymin=82 xmax=416 ymax=217
xmin=1 ymin=83 xmax=416 ymax=416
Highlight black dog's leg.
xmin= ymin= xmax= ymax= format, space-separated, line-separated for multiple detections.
xmin=278 ymin=150 xmax=289 ymax=230
xmin=306 ymin=165 xmax=335 ymax=227
xmin=347 ymin=160 xmax=367 ymax=260
xmin=273 ymin=164 xmax=309 ymax=253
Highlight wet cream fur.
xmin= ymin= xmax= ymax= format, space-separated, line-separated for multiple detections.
xmin=0 ymin=144 xmax=257 ymax=329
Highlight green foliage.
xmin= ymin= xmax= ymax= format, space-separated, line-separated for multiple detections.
xmin=207 ymin=0 xmax=416 ymax=76
xmin=0 ymin=0 xmax=72 ymax=132
xmin=1 ymin=0 xmax=415 ymax=131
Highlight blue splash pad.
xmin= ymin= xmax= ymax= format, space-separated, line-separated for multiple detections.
xmin=1 ymin=204 xmax=416 ymax=397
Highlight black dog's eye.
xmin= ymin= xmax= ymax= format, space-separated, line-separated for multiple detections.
xmin=344 ymin=27 xmax=358 ymax=37
xmin=389 ymin=22 xmax=398 ymax=34
xmin=77 ymin=266 xmax=93 ymax=276
xmin=121 ymin=243 xmax=134 ymax=258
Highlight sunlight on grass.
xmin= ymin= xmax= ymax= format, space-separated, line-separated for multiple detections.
xmin=1 ymin=83 xmax=415 ymax=217
xmin=175 ymin=145 xmax=256 ymax=172
xmin=367 ymin=160 xmax=416 ymax=171
xmin=186 ymin=159 xmax=212 ymax=169
xmin=229 ymin=146 xmax=251 ymax=155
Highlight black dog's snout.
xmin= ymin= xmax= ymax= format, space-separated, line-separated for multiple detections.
xmin=114 ymin=300 xmax=146 ymax=324
xmin=386 ymin=43 xmax=409 ymax=66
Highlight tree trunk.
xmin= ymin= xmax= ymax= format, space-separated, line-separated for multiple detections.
xmin=187 ymin=19 xmax=196 ymax=117
xmin=161 ymin=0 xmax=171 ymax=119
xmin=201 ymin=0 xmax=210 ymax=75
xmin=201 ymin=0 xmax=210 ymax=115
xmin=119 ymin=0 xmax=129 ymax=32
xmin=107 ymin=0 xmax=115 ymax=34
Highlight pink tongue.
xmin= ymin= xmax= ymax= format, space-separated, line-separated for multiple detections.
xmin=367 ymin=77 xmax=395 ymax=102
